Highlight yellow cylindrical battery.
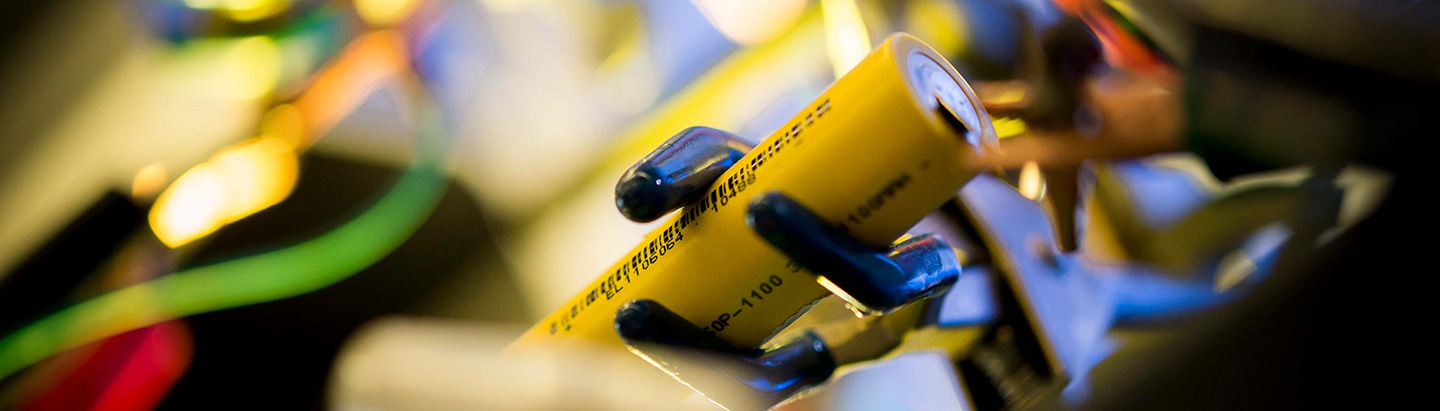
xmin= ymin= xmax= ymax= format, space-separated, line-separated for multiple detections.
xmin=512 ymin=33 xmax=995 ymax=351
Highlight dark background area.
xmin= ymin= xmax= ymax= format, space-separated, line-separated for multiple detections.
xmin=156 ymin=153 xmax=527 ymax=409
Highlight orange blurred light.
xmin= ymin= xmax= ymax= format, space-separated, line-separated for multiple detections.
xmin=148 ymin=29 xmax=405 ymax=248
xmin=1018 ymin=161 xmax=1045 ymax=200
xmin=261 ymin=104 xmax=306 ymax=147
xmin=293 ymin=30 xmax=409 ymax=148
xmin=132 ymin=163 xmax=169 ymax=200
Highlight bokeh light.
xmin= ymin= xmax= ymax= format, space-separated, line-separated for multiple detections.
xmin=693 ymin=0 xmax=807 ymax=45
xmin=183 ymin=0 xmax=295 ymax=22
xmin=355 ymin=0 xmax=426 ymax=27
xmin=149 ymin=137 xmax=299 ymax=247
xmin=821 ymin=0 xmax=872 ymax=77
xmin=132 ymin=163 xmax=170 ymax=199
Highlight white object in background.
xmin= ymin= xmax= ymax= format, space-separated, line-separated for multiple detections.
xmin=329 ymin=316 xmax=716 ymax=410
xmin=778 ymin=350 xmax=972 ymax=411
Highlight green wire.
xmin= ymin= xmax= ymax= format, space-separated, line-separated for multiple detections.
xmin=1099 ymin=0 xmax=1174 ymax=65
xmin=0 ymin=117 xmax=450 ymax=380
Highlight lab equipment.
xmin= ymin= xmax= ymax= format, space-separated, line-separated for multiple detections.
xmin=510 ymin=33 xmax=997 ymax=351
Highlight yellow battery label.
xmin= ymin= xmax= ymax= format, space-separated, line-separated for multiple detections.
xmin=511 ymin=33 xmax=996 ymax=352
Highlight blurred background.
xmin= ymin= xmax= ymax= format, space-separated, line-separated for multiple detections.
xmin=0 ymin=0 xmax=1430 ymax=409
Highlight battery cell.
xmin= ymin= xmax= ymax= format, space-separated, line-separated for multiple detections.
xmin=511 ymin=33 xmax=996 ymax=352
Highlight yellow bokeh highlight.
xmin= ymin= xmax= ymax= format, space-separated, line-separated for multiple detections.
xmin=150 ymin=164 xmax=229 ymax=247
xmin=212 ymin=137 xmax=299 ymax=222
xmin=355 ymin=0 xmax=425 ymax=27
xmin=226 ymin=36 xmax=284 ymax=100
xmin=149 ymin=137 xmax=299 ymax=247
xmin=185 ymin=0 xmax=294 ymax=22
xmin=821 ymin=0 xmax=872 ymax=78
xmin=992 ymin=116 xmax=1028 ymax=139
xmin=906 ymin=0 xmax=967 ymax=56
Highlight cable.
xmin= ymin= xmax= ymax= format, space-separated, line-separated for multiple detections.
xmin=0 ymin=109 xmax=450 ymax=380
